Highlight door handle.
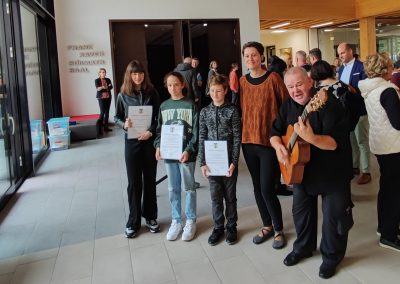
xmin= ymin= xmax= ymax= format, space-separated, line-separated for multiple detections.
xmin=8 ymin=115 xmax=15 ymax=135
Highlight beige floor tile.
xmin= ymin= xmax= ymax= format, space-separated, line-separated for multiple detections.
xmin=51 ymin=243 xmax=93 ymax=284
xmin=94 ymin=234 xmax=128 ymax=255
xmin=0 ymin=273 xmax=13 ymax=284
xmin=173 ymin=258 xmax=220 ymax=284
xmin=18 ymin=248 xmax=59 ymax=266
xmin=64 ymin=277 xmax=92 ymax=284
xmin=268 ymin=268 xmax=313 ymax=284
xmin=131 ymin=243 xmax=175 ymax=284
xmin=212 ymin=255 xmax=266 ymax=284
xmin=164 ymin=239 xmax=207 ymax=265
xmin=92 ymin=246 xmax=133 ymax=284
xmin=0 ymin=257 xmax=19 ymax=275
xmin=127 ymin=229 xmax=165 ymax=249
xmin=11 ymin=258 xmax=56 ymax=284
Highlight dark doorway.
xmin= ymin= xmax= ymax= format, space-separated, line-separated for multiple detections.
xmin=110 ymin=19 xmax=241 ymax=102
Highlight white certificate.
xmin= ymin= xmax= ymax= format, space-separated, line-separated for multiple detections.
xmin=160 ymin=125 xmax=184 ymax=160
xmin=127 ymin=106 xmax=152 ymax=139
xmin=204 ymin=140 xmax=229 ymax=176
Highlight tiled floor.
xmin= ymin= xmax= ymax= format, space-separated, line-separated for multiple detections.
xmin=0 ymin=128 xmax=399 ymax=284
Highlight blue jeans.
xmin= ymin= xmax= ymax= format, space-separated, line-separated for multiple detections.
xmin=165 ymin=162 xmax=196 ymax=223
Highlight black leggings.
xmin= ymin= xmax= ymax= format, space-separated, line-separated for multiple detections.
xmin=242 ymin=144 xmax=283 ymax=231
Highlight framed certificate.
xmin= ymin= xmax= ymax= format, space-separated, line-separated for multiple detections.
xmin=160 ymin=124 xmax=184 ymax=160
xmin=204 ymin=140 xmax=229 ymax=176
xmin=127 ymin=106 xmax=152 ymax=139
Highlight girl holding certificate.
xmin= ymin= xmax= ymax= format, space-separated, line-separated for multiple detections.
xmin=154 ymin=71 xmax=199 ymax=242
xmin=198 ymin=75 xmax=241 ymax=245
xmin=114 ymin=60 xmax=161 ymax=238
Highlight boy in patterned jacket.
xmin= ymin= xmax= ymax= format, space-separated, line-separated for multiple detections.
xmin=198 ymin=74 xmax=242 ymax=245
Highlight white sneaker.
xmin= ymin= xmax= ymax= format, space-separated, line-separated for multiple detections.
xmin=182 ymin=220 xmax=196 ymax=241
xmin=166 ymin=220 xmax=182 ymax=241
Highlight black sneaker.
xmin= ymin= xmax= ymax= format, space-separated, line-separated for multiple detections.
xmin=379 ymin=237 xmax=400 ymax=252
xmin=208 ymin=228 xmax=224 ymax=246
xmin=226 ymin=227 xmax=237 ymax=245
xmin=125 ymin=227 xmax=137 ymax=238
xmin=145 ymin=219 xmax=160 ymax=233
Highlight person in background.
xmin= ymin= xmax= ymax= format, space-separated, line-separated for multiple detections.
xmin=154 ymin=71 xmax=199 ymax=242
xmin=390 ymin=59 xmax=400 ymax=88
xmin=198 ymin=74 xmax=241 ymax=246
xmin=114 ymin=60 xmax=161 ymax=238
xmin=174 ymin=57 xmax=201 ymax=108
xmin=270 ymin=67 xmax=353 ymax=279
xmin=337 ymin=42 xmax=371 ymax=185
xmin=229 ymin=63 xmax=239 ymax=105
xmin=267 ymin=55 xmax=287 ymax=79
xmin=359 ymin=52 xmax=400 ymax=252
xmin=191 ymin=57 xmax=203 ymax=89
xmin=95 ymin=68 xmax=113 ymax=132
xmin=295 ymin=50 xmax=311 ymax=72
xmin=333 ymin=57 xmax=342 ymax=80
xmin=205 ymin=60 xmax=219 ymax=96
xmin=240 ymin=41 xmax=289 ymax=249
xmin=309 ymin=48 xmax=322 ymax=65
xmin=282 ymin=52 xmax=293 ymax=71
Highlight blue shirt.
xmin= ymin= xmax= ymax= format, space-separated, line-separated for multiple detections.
xmin=340 ymin=58 xmax=355 ymax=85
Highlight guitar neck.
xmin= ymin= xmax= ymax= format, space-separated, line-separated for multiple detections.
xmin=287 ymin=109 xmax=309 ymax=152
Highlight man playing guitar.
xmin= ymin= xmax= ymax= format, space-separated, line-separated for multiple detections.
xmin=270 ymin=67 xmax=353 ymax=279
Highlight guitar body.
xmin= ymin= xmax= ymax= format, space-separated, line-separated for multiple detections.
xmin=279 ymin=125 xmax=311 ymax=185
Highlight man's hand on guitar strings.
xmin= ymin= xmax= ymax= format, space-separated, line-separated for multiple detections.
xmin=294 ymin=116 xmax=315 ymax=144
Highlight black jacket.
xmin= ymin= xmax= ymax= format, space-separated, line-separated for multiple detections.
xmin=174 ymin=63 xmax=201 ymax=102
xmin=95 ymin=77 xmax=113 ymax=99
xmin=114 ymin=88 xmax=160 ymax=137
xmin=198 ymin=102 xmax=241 ymax=167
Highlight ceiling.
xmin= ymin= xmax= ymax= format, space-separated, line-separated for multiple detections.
xmin=260 ymin=9 xmax=400 ymax=31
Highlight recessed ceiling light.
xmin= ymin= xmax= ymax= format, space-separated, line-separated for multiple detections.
xmin=144 ymin=24 xmax=148 ymax=27
xmin=270 ymin=22 xmax=290 ymax=29
xmin=353 ymin=28 xmax=360 ymax=31
xmin=271 ymin=30 xmax=287 ymax=33
xmin=338 ymin=22 xmax=359 ymax=27
xmin=324 ymin=29 xmax=334 ymax=32
xmin=203 ymin=23 xmax=208 ymax=27
xmin=310 ymin=22 xmax=333 ymax=28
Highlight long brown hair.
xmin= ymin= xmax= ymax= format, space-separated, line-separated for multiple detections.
xmin=120 ymin=60 xmax=153 ymax=95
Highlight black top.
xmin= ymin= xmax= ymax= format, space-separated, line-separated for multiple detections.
xmin=380 ymin=88 xmax=400 ymax=130
xmin=270 ymin=92 xmax=352 ymax=194
xmin=95 ymin=77 xmax=113 ymax=99
xmin=245 ymin=71 xmax=270 ymax=85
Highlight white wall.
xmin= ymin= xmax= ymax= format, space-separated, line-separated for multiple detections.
xmin=54 ymin=0 xmax=260 ymax=118
xmin=260 ymin=30 xmax=309 ymax=63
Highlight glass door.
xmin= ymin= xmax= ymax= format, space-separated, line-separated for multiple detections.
xmin=0 ymin=8 xmax=13 ymax=197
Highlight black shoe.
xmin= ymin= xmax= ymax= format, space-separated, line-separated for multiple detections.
xmin=125 ymin=227 xmax=137 ymax=238
xmin=283 ymin=251 xmax=313 ymax=266
xmin=195 ymin=182 xmax=200 ymax=189
xmin=253 ymin=227 xmax=274 ymax=244
xmin=379 ymin=237 xmax=400 ymax=252
xmin=145 ymin=219 xmax=160 ymax=233
xmin=208 ymin=228 xmax=224 ymax=246
xmin=276 ymin=184 xmax=293 ymax=196
xmin=104 ymin=127 xmax=112 ymax=132
xmin=319 ymin=263 xmax=336 ymax=279
xmin=226 ymin=227 xmax=237 ymax=245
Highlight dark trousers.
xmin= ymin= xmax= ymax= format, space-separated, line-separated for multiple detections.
xmin=242 ymin=144 xmax=283 ymax=231
xmin=376 ymin=152 xmax=400 ymax=242
xmin=125 ymin=138 xmax=158 ymax=230
xmin=208 ymin=168 xmax=238 ymax=230
xmin=98 ymin=98 xmax=111 ymax=127
xmin=292 ymin=184 xmax=353 ymax=266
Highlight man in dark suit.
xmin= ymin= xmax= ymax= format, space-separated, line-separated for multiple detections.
xmin=337 ymin=42 xmax=371 ymax=185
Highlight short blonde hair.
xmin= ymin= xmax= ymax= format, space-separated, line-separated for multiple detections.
xmin=363 ymin=52 xmax=392 ymax=79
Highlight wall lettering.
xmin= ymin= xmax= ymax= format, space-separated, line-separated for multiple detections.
xmin=67 ymin=44 xmax=106 ymax=73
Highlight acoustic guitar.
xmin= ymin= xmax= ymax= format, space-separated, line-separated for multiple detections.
xmin=279 ymin=89 xmax=328 ymax=185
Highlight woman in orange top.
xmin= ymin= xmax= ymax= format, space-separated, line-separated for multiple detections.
xmin=240 ymin=41 xmax=289 ymax=249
